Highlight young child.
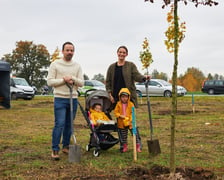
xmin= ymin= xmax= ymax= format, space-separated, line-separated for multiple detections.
xmin=114 ymin=88 xmax=142 ymax=153
xmin=90 ymin=103 xmax=114 ymax=126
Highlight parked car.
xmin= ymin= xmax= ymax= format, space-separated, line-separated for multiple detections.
xmin=201 ymin=80 xmax=224 ymax=95
xmin=10 ymin=77 xmax=35 ymax=100
xmin=135 ymin=79 xmax=187 ymax=97
xmin=78 ymin=80 xmax=106 ymax=96
xmin=32 ymin=86 xmax=37 ymax=95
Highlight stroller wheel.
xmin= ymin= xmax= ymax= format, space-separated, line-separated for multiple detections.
xmin=93 ymin=149 xmax=100 ymax=157
xmin=86 ymin=144 xmax=90 ymax=152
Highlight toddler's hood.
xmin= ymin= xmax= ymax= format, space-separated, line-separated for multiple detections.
xmin=118 ymin=88 xmax=131 ymax=101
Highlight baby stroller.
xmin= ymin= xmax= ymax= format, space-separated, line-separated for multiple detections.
xmin=78 ymin=89 xmax=119 ymax=157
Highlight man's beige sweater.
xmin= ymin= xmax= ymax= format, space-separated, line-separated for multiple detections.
xmin=47 ymin=58 xmax=84 ymax=98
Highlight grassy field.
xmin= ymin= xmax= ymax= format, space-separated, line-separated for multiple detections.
xmin=0 ymin=95 xmax=224 ymax=179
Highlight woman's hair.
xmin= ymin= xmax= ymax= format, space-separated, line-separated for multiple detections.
xmin=117 ymin=46 xmax=128 ymax=54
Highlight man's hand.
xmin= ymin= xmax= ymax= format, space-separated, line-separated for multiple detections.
xmin=63 ymin=76 xmax=74 ymax=85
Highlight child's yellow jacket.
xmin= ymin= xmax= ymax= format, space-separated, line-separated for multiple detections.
xmin=114 ymin=88 xmax=134 ymax=129
xmin=90 ymin=108 xmax=110 ymax=126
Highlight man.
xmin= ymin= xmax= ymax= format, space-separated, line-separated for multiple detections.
xmin=47 ymin=42 xmax=84 ymax=160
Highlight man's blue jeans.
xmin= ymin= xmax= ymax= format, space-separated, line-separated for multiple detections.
xmin=52 ymin=97 xmax=77 ymax=151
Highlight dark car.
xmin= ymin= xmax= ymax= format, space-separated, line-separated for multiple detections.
xmin=201 ymin=80 xmax=224 ymax=95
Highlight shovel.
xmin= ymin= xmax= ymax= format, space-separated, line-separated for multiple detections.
xmin=67 ymin=83 xmax=81 ymax=163
xmin=145 ymin=80 xmax=161 ymax=155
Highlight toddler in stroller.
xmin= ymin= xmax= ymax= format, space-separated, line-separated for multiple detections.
xmin=81 ymin=90 xmax=119 ymax=157
xmin=90 ymin=103 xmax=115 ymax=127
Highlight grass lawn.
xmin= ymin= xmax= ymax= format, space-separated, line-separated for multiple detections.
xmin=0 ymin=95 xmax=223 ymax=179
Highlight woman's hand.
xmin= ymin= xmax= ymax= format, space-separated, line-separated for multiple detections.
xmin=109 ymin=94 xmax=115 ymax=103
xmin=145 ymin=75 xmax=151 ymax=80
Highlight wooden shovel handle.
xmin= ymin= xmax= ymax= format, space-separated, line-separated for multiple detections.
xmin=133 ymin=135 xmax=137 ymax=161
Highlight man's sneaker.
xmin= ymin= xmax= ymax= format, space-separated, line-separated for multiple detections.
xmin=51 ymin=150 xmax=60 ymax=160
xmin=136 ymin=143 xmax=142 ymax=152
xmin=62 ymin=147 xmax=69 ymax=154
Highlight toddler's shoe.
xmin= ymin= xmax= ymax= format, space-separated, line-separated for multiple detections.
xmin=123 ymin=144 xmax=128 ymax=152
xmin=136 ymin=143 xmax=142 ymax=152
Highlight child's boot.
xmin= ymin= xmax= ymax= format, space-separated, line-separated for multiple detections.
xmin=136 ymin=143 xmax=142 ymax=152
xmin=123 ymin=144 xmax=128 ymax=152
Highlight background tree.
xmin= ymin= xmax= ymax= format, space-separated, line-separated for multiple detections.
xmin=213 ymin=73 xmax=219 ymax=80
xmin=3 ymin=41 xmax=50 ymax=89
xmin=151 ymin=69 xmax=159 ymax=78
xmin=207 ymin=73 xmax=213 ymax=80
xmin=145 ymin=0 xmax=218 ymax=177
xmin=206 ymin=73 xmax=223 ymax=80
xmin=151 ymin=69 xmax=168 ymax=80
xmin=219 ymin=75 xmax=224 ymax=80
xmin=92 ymin=73 xmax=105 ymax=83
xmin=84 ymin=74 xmax=89 ymax=80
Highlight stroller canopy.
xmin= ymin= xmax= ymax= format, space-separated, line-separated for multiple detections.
xmin=85 ymin=90 xmax=111 ymax=112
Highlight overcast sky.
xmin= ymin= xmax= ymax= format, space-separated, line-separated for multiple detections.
xmin=0 ymin=0 xmax=223 ymax=79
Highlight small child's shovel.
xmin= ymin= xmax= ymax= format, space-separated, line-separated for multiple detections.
xmin=67 ymin=83 xmax=81 ymax=163
xmin=145 ymin=80 xmax=161 ymax=155
xmin=132 ymin=106 xmax=137 ymax=162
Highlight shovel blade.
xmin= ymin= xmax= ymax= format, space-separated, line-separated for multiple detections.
xmin=147 ymin=139 xmax=161 ymax=156
xmin=68 ymin=144 xmax=81 ymax=163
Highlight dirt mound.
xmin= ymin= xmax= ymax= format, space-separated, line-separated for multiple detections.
xmin=125 ymin=165 xmax=215 ymax=180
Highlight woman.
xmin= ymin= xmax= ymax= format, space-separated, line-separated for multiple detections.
xmin=106 ymin=46 xmax=149 ymax=109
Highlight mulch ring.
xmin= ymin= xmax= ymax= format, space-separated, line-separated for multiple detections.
xmin=124 ymin=165 xmax=217 ymax=180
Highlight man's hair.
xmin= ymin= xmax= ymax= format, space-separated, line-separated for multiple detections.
xmin=62 ymin=42 xmax=74 ymax=51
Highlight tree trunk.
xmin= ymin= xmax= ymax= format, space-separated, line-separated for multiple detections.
xmin=170 ymin=0 xmax=178 ymax=176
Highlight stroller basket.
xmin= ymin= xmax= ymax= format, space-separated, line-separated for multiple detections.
xmin=90 ymin=132 xmax=119 ymax=150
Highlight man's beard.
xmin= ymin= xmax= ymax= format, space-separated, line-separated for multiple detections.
xmin=65 ymin=54 xmax=73 ymax=61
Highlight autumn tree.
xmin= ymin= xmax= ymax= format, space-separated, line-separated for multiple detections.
xmin=3 ymin=41 xmax=50 ymax=89
xmin=145 ymin=0 xmax=218 ymax=177
xmin=51 ymin=47 xmax=61 ymax=62
xmin=182 ymin=73 xmax=198 ymax=91
xmin=179 ymin=67 xmax=205 ymax=91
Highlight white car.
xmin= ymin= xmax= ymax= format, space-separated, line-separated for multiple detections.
xmin=135 ymin=79 xmax=187 ymax=97
xmin=10 ymin=77 xmax=35 ymax=100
